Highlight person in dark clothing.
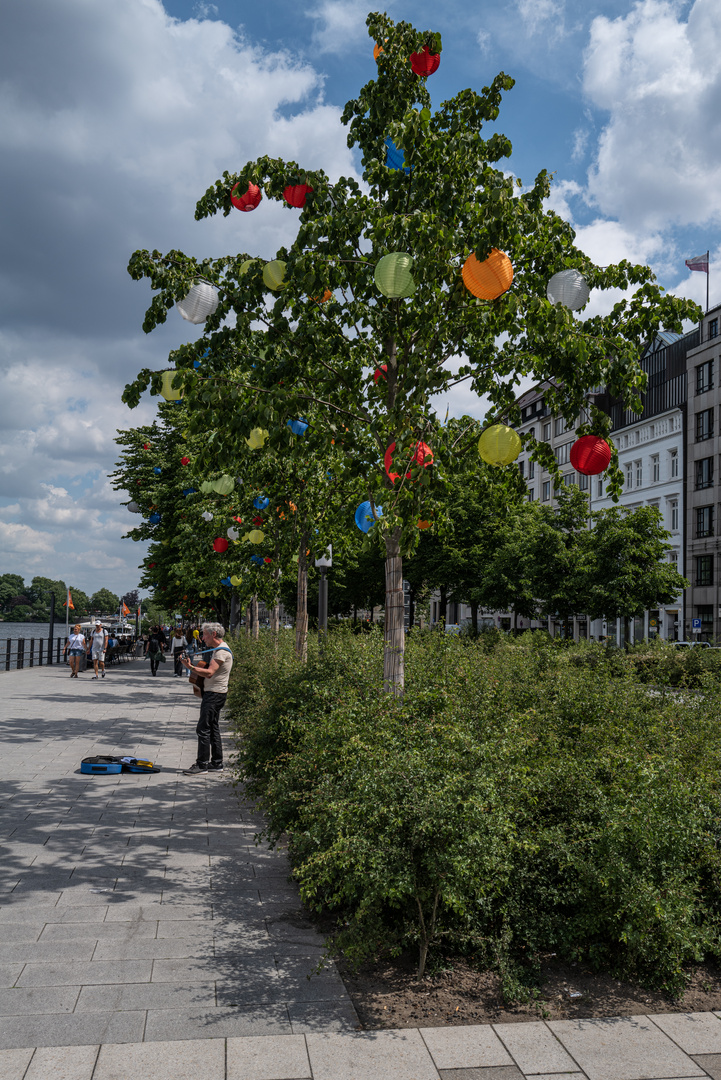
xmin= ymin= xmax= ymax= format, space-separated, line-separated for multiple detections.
xmin=144 ymin=626 xmax=163 ymax=676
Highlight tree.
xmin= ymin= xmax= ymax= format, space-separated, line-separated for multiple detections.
xmin=90 ymin=589 xmax=120 ymax=615
xmin=0 ymin=574 xmax=26 ymax=614
xmin=123 ymin=12 xmax=700 ymax=693
xmin=122 ymin=589 xmax=140 ymax=610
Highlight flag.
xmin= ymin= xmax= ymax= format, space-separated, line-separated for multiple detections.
xmin=122 ymin=603 xmax=130 ymax=615
xmin=63 ymin=589 xmax=74 ymax=609
xmin=137 ymin=606 xmax=141 ymax=616
xmin=686 ymin=253 xmax=709 ymax=274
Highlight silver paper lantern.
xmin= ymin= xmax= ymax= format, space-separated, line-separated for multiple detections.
xmin=546 ymin=269 xmax=590 ymax=311
xmin=177 ymin=282 xmax=219 ymax=324
xmin=201 ymin=510 xmax=214 ymax=522
xmin=127 ymin=501 xmax=141 ymax=513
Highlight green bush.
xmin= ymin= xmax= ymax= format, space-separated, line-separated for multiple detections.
xmin=226 ymin=629 xmax=721 ymax=996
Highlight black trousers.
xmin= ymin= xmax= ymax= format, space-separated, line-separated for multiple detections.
xmin=173 ymin=647 xmax=184 ymax=676
xmin=148 ymin=651 xmax=160 ymax=675
xmin=196 ymin=691 xmax=226 ymax=765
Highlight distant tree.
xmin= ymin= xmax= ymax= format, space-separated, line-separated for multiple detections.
xmin=28 ymin=577 xmax=67 ymax=612
xmin=122 ymin=589 xmax=140 ymax=610
xmin=10 ymin=605 xmax=33 ymax=622
xmin=68 ymin=588 xmax=91 ymax=618
xmin=0 ymin=574 xmax=26 ymax=612
xmin=90 ymin=589 xmax=120 ymax=614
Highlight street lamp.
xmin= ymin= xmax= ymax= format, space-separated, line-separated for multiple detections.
xmin=315 ymin=546 xmax=332 ymax=645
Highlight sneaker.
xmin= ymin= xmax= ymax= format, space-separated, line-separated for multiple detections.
xmin=101 ymin=672 xmax=105 ymax=678
xmin=182 ymin=762 xmax=209 ymax=775
xmin=91 ymin=676 xmax=98 ymax=680
xmin=207 ymin=762 xmax=224 ymax=772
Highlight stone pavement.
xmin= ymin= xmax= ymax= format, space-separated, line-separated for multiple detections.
xmin=4 ymin=662 xmax=721 ymax=1078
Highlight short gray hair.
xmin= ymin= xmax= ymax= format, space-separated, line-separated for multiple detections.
xmin=202 ymin=621 xmax=225 ymax=638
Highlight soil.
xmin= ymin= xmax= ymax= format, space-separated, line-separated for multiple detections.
xmin=335 ymin=952 xmax=721 ymax=1030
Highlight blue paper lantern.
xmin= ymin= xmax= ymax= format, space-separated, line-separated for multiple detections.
xmin=253 ymin=496 xmax=270 ymax=510
xmin=250 ymin=555 xmax=264 ymax=566
xmin=182 ymin=487 xmax=197 ymax=496
xmin=287 ymin=418 xmax=309 ymax=436
xmin=385 ymin=136 xmax=411 ymax=174
xmin=149 ymin=512 xmax=162 ymax=524
xmin=153 ymin=467 xmax=162 ymax=476
xmin=354 ymin=501 xmax=383 ymax=533
xmin=220 ymin=576 xmax=232 ymax=586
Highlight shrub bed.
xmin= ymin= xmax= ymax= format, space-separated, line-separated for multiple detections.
xmin=226 ymin=629 xmax=721 ymax=996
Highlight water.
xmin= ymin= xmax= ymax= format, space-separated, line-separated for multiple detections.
xmin=0 ymin=622 xmax=54 ymax=642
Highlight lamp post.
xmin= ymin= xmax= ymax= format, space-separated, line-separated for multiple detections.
xmin=47 ymin=591 xmax=55 ymax=666
xmin=315 ymin=546 xmax=332 ymax=646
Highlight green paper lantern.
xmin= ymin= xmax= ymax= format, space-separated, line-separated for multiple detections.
xmin=262 ymin=260 xmax=286 ymax=291
xmin=374 ymin=253 xmax=416 ymax=299
xmin=160 ymin=371 xmax=183 ymax=401
xmin=213 ymin=475 xmax=234 ymax=495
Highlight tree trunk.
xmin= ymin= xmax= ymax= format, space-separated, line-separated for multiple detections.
xmin=383 ymin=528 xmax=404 ymax=696
xmin=438 ymin=586 xmax=447 ymax=625
xmin=408 ymin=585 xmax=416 ymax=629
xmin=295 ymin=535 xmax=309 ymax=662
xmin=470 ymin=600 xmax=479 ymax=635
xmin=252 ymin=595 xmax=259 ymax=640
xmin=245 ymin=603 xmax=251 ymax=636
xmin=353 ymin=604 xmax=357 ymax=626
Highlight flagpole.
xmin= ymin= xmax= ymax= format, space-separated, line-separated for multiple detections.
xmin=707 ymin=250 xmax=710 ymax=314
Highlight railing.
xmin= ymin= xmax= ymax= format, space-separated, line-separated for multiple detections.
xmin=3 ymin=637 xmax=64 ymax=672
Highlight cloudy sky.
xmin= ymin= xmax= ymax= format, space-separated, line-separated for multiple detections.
xmin=1 ymin=0 xmax=719 ymax=595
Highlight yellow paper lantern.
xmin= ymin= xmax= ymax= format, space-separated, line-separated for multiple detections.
xmin=240 ymin=259 xmax=258 ymax=275
xmin=230 ymin=574 xmax=242 ymax=586
xmin=478 ymin=424 xmax=522 ymax=466
xmin=262 ymin=260 xmax=286 ymax=291
xmin=160 ymin=371 xmax=183 ymax=401
xmin=462 ymin=250 xmax=513 ymax=300
xmin=248 ymin=530 xmax=264 ymax=544
xmin=246 ymin=427 xmax=269 ymax=450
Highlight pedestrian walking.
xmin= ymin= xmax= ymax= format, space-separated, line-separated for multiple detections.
xmin=88 ymin=620 xmax=108 ymax=680
xmin=180 ymin=622 xmax=233 ymax=774
xmin=170 ymin=628 xmax=189 ymax=676
xmin=64 ymin=623 xmax=86 ymax=678
xmin=144 ymin=625 xmax=163 ymax=676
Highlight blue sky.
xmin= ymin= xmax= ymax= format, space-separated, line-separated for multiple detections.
xmin=0 ymin=0 xmax=719 ymax=595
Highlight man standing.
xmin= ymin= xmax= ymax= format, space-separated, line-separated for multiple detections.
xmin=144 ymin=625 xmax=163 ymax=676
xmin=88 ymin=620 xmax=108 ymax=680
xmin=180 ymin=622 xmax=233 ymax=774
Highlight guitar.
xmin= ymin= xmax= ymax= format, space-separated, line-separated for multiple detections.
xmin=188 ymin=657 xmax=209 ymax=698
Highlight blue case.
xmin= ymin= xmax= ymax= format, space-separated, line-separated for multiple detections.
xmin=81 ymin=761 xmax=122 ymax=774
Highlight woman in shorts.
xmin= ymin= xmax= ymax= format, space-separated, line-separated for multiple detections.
xmin=64 ymin=624 xmax=86 ymax=678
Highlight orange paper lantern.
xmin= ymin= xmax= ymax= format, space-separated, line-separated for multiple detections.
xmin=462 ymin=250 xmax=514 ymax=300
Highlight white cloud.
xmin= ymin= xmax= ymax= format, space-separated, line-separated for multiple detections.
xmin=516 ymin=0 xmax=566 ymax=37
xmin=307 ymin=1 xmax=374 ymax=55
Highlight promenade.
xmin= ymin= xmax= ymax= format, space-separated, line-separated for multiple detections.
xmin=2 ymin=660 xmax=721 ymax=1079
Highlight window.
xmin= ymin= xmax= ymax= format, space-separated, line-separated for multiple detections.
xmin=527 ymin=488 xmax=535 ymax=501
xmin=709 ymin=318 xmax=719 ymax=340
xmin=696 ymin=555 xmax=713 ymax=587
xmin=670 ymin=450 xmax=679 ymax=478
xmin=635 ymin=460 xmax=643 ymax=486
xmin=698 ymin=606 xmax=714 ymax=635
xmin=564 ymin=473 xmax=576 ymax=486
xmin=696 ymin=359 xmax=714 ymax=394
xmin=670 ymin=499 xmax=679 ymax=531
xmin=625 ymin=464 xmax=633 ymax=488
xmin=528 ymin=460 xmax=535 ymax=480
xmin=554 ymin=417 xmax=567 ymax=437
xmin=635 ymin=429 xmax=641 ymax=444
xmin=669 ymin=550 xmax=678 ymax=569
xmin=696 ymin=457 xmax=714 ymax=489
xmin=518 ymin=460 xmax=525 ymax=478
xmin=597 ymin=478 xmax=603 ymax=497
xmin=696 ymin=408 xmax=714 ymax=441
xmin=542 ymin=481 xmax=551 ymax=501
xmin=652 ymin=455 xmax=660 ymax=482
xmin=555 ymin=442 xmax=572 ymax=465
xmin=578 ymin=473 xmax=589 ymax=491
xmin=696 ymin=505 xmax=714 ymax=538
xmin=543 ymin=422 xmax=551 ymax=441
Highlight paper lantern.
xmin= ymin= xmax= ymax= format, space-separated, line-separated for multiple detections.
xmin=373 ymin=364 xmax=387 ymax=384
xmin=284 ymin=184 xmax=313 ymax=208
xmin=221 ymin=576 xmax=232 ymax=586
xmin=478 ymin=424 xmax=522 ymax=466
xmin=410 ymin=45 xmax=440 ymax=76
xmin=201 ymin=511 xmax=213 ymax=522
xmin=148 ymin=562 xmax=156 ymax=569
xmin=153 ymin=467 xmax=162 ymax=476
xmin=253 ymin=495 xmax=270 ymax=510
xmin=230 ymin=181 xmax=262 ymax=212
xmin=385 ymin=137 xmax=410 ymax=174
xmin=230 ymin=574 xmax=242 ymax=587
xmin=374 ymin=253 xmax=416 ymax=299
xmin=143 ymin=443 xmax=150 ymax=449
xmin=182 ymin=487 xmax=197 ymax=497
xmin=570 ymin=435 xmax=612 ymax=476
xmin=177 ymin=282 xmax=219 ymax=324
xmin=250 ymin=555 xmax=264 ymax=566
xmin=262 ymin=261 xmax=286 ymax=291
xmin=227 ymin=527 xmax=239 ymax=541
xmin=287 ymin=419 xmax=308 ymax=436
xmin=128 ymin=501 xmax=141 ymax=513
xmin=373 ymin=42 xmax=384 ymax=59
xmin=149 ymin=512 xmax=162 ymax=524
xmin=240 ymin=259 xmax=258 ymax=275
xmin=213 ymin=475 xmax=235 ymax=496
xmin=417 ymin=519 xmax=432 ymax=530
xmin=248 ymin=530 xmax=264 ymax=544
xmin=355 ymin=501 xmax=383 ymax=533
xmin=181 ymin=456 xmax=190 ymax=465
xmin=252 ymin=516 xmax=264 ymax=526
xmin=264 ymin=557 xmax=272 ymax=564
xmin=246 ymin=427 xmax=269 ymax=450
xmin=384 ymin=441 xmax=434 ymax=484
xmin=462 ymin=250 xmax=513 ymax=300
xmin=311 ymin=289 xmax=332 ymax=303
xmin=547 ymin=269 xmax=591 ymax=311
xmin=160 ymin=371 xmax=183 ymax=401
xmin=213 ymin=537 xmax=229 ymax=553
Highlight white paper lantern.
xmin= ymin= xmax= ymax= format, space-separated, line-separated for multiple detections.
xmin=127 ymin=501 xmax=141 ymax=513
xmin=547 ymin=269 xmax=590 ymax=311
xmin=202 ymin=511 xmax=214 ymax=522
xmin=227 ymin=527 xmax=239 ymax=540
xmin=177 ymin=282 xmax=219 ymax=324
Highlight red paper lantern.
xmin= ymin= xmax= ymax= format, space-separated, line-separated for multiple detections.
xmin=264 ymin=557 xmax=272 ymax=564
xmin=213 ymin=537 xmax=229 ymax=553
xmin=181 ymin=456 xmax=190 ymax=465
xmin=384 ymin=441 xmax=434 ymax=484
xmin=143 ymin=443 xmax=150 ymax=449
xmin=252 ymin=516 xmax=264 ymax=526
xmin=230 ymin=182 xmax=262 ymax=212
xmin=149 ymin=562 xmax=156 ymax=568
xmin=410 ymin=45 xmax=440 ymax=76
xmin=283 ymin=184 xmax=313 ymax=208
xmin=373 ymin=364 xmax=387 ymax=384
xmin=570 ymin=436 xmax=612 ymax=476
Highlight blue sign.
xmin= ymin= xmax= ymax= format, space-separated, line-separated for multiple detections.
xmin=692 ymin=618 xmax=702 ymax=629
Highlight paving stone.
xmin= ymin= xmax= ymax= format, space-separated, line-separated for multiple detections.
xmin=94 ymin=1036 xmax=226 ymax=1080
xmin=493 ymin=1020 xmax=584 ymax=1073
xmin=75 ymin=982 xmax=216 ymax=1013
xmin=0 ymin=923 xmax=44 ymax=943
xmin=306 ymin=1029 xmax=439 ymax=1080
xmin=693 ymin=1053 xmax=721 ymax=1080
xmin=18 ymin=959 xmax=152 ymax=987
xmin=0 ymin=941 xmax=95 ymax=964
xmin=0 ymin=1046 xmax=35 ymax=1080
xmin=438 ymin=1069 xmax=522 ymax=1080
xmin=143 ymin=1004 xmax=292 ymax=1041
xmin=24 ymin=1043 xmax=99 ymax=1080
xmin=548 ymin=1016 xmax=704 ymax=1080
xmin=40 ymin=921 xmax=158 ymax=943
xmin=650 ymin=1012 xmax=721 ymax=1054
xmin=287 ymin=999 xmax=359 ymax=1034
xmin=0 ymin=985 xmax=80 ymax=1015
xmin=93 ymin=937 xmax=213 ymax=961
xmin=226 ymin=1033 xmax=311 ymax=1079
xmin=421 ymin=1026 xmax=514 ymax=1070
xmin=0 ymin=1009 xmax=145 ymax=1050
xmin=0 ymin=965 xmax=24 ymax=988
